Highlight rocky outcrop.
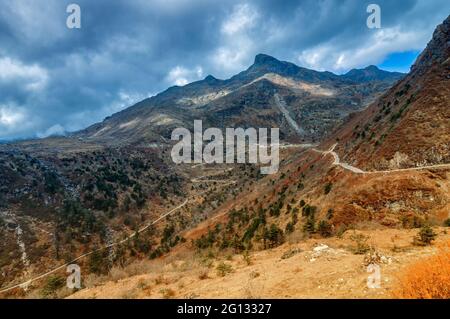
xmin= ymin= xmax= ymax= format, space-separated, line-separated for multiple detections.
xmin=411 ymin=15 xmax=450 ymax=74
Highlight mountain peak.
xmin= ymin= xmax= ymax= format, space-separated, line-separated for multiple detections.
xmin=253 ymin=53 xmax=281 ymax=66
xmin=364 ymin=65 xmax=380 ymax=71
xmin=343 ymin=65 xmax=404 ymax=82
xmin=204 ymin=74 xmax=219 ymax=83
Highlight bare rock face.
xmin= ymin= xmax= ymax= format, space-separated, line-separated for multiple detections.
xmin=412 ymin=15 xmax=450 ymax=74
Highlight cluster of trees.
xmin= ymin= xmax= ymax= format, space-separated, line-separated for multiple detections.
xmin=55 ymin=199 xmax=107 ymax=257
xmin=43 ymin=171 xmax=62 ymax=194
xmin=149 ymin=221 xmax=185 ymax=259
xmin=194 ymin=205 xmax=287 ymax=253
xmin=300 ymin=202 xmax=333 ymax=237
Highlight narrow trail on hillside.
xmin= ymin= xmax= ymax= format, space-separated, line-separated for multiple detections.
xmin=312 ymin=143 xmax=365 ymax=174
xmin=274 ymin=93 xmax=305 ymax=136
xmin=312 ymin=143 xmax=450 ymax=174
xmin=0 ymin=199 xmax=189 ymax=294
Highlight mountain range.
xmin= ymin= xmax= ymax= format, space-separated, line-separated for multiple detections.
xmin=76 ymin=53 xmax=404 ymax=144
xmin=0 ymin=14 xmax=448 ymax=299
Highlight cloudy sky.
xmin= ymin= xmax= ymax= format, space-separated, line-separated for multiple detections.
xmin=0 ymin=0 xmax=448 ymax=140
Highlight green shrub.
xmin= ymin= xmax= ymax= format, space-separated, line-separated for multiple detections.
xmin=285 ymin=222 xmax=295 ymax=234
xmin=41 ymin=275 xmax=65 ymax=298
xmin=317 ymin=220 xmax=332 ymax=237
xmin=216 ymin=262 xmax=233 ymax=277
xmin=444 ymin=219 xmax=450 ymax=227
xmin=242 ymin=250 xmax=252 ymax=266
xmin=281 ymin=248 xmax=301 ymax=260
xmin=302 ymin=205 xmax=316 ymax=217
xmin=401 ymin=214 xmax=425 ymax=229
xmin=263 ymin=224 xmax=284 ymax=248
xmin=303 ymin=217 xmax=315 ymax=234
xmin=414 ymin=226 xmax=437 ymax=246
xmin=326 ymin=208 xmax=334 ymax=220
xmin=324 ymin=183 xmax=332 ymax=195
xmin=88 ymin=249 xmax=109 ymax=274
xmin=44 ymin=171 xmax=62 ymax=194
xmin=350 ymin=233 xmax=371 ymax=254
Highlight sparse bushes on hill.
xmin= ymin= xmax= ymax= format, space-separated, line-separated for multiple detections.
xmin=285 ymin=221 xmax=295 ymax=234
xmin=350 ymin=233 xmax=372 ymax=254
xmin=56 ymin=199 xmax=106 ymax=245
xmin=413 ymin=226 xmax=437 ymax=246
xmin=242 ymin=216 xmax=264 ymax=243
xmin=231 ymin=234 xmax=245 ymax=253
xmin=41 ymin=275 xmax=65 ymax=298
xmin=324 ymin=182 xmax=332 ymax=195
xmin=43 ymin=171 xmax=62 ymax=194
xmin=302 ymin=204 xmax=316 ymax=218
xmin=303 ymin=216 xmax=315 ymax=234
xmin=401 ymin=214 xmax=426 ymax=229
xmin=88 ymin=249 xmax=110 ymax=275
xmin=263 ymin=224 xmax=284 ymax=249
xmin=301 ymin=204 xmax=317 ymax=235
xmin=326 ymin=208 xmax=334 ymax=220
xmin=216 ymin=262 xmax=233 ymax=277
xmin=317 ymin=220 xmax=332 ymax=237
xmin=242 ymin=250 xmax=252 ymax=265
xmin=195 ymin=226 xmax=221 ymax=250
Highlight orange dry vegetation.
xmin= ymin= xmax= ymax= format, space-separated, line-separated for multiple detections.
xmin=393 ymin=241 xmax=450 ymax=299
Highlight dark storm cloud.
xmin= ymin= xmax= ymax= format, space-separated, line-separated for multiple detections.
xmin=0 ymin=0 xmax=448 ymax=139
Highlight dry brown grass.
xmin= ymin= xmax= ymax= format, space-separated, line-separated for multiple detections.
xmin=393 ymin=241 xmax=450 ymax=299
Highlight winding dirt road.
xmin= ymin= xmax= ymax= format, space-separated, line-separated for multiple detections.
xmin=313 ymin=143 xmax=450 ymax=174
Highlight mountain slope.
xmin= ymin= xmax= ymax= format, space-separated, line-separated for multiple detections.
xmin=77 ymin=54 xmax=404 ymax=144
xmin=329 ymin=15 xmax=450 ymax=170
xmin=66 ymin=25 xmax=450 ymax=296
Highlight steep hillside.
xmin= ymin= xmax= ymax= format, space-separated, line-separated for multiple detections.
xmin=5 ymin=19 xmax=450 ymax=298
xmin=330 ymin=15 xmax=450 ymax=170
xmin=63 ymin=16 xmax=449 ymax=300
xmin=163 ymin=16 xmax=450 ymax=262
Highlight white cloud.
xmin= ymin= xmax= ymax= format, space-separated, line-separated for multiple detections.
xmin=166 ymin=66 xmax=203 ymax=86
xmin=0 ymin=104 xmax=25 ymax=127
xmin=221 ymin=3 xmax=259 ymax=35
xmin=0 ymin=57 xmax=49 ymax=91
xmin=0 ymin=0 xmax=66 ymax=46
xmin=211 ymin=39 xmax=254 ymax=72
xmin=37 ymin=124 xmax=66 ymax=138
xmin=0 ymin=104 xmax=38 ymax=139
xmin=210 ymin=3 xmax=259 ymax=74
xmin=297 ymin=27 xmax=431 ymax=73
